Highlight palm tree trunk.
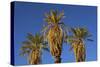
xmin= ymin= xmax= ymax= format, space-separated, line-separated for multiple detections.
xmin=47 ymin=26 xmax=63 ymax=63
xmin=29 ymin=50 xmax=40 ymax=64
xmin=78 ymin=44 xmax=86 ymax=62
xmin=54 ymin=56 xmax=61 ymax=63
xmin=74 ymin=41 xmax=86 ymax=62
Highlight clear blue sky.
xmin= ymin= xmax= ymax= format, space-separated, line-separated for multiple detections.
xmin=13 ymin=1 xmax=97 ymax=65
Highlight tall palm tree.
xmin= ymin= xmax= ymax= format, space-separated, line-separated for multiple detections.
xmin=42 ymin=10 xmax=67 ymax=63
xmin=20 ymin=33 xmax=49 ymax=64
xmin=67 ymin=27 xmax=93 ymax=62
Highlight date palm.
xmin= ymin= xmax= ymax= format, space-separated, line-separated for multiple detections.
xmin=20 ymin=33 xmax=49 ymax=64
xmin=67 ymin=27 xmax=93 ymax=62
xmin=42 ymin=10 xmax=67 ymax=63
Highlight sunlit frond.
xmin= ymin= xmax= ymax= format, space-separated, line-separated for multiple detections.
xmin=57 ymin=10 xmax=64 ymax=22
xmin=44 ymin=10 xmax=65 ymax=24
xmin=71 ymin=27 xmax=92 ymax=40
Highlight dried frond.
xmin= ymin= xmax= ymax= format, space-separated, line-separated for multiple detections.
xmin=20 ymin=33 xmax=49 ymax=64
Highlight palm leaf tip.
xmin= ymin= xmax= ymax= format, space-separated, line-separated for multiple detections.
xmin=87 ymin=39 xmax=93 ymax=41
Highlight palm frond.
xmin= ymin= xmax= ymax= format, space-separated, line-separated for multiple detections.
xmin=20 ymin=44 xmax=33 ymax=56
xmin=50 ymin=10 xmax=57 ymax=23
xmin=71 ymin=27 xmax=92 ymax=39
xmin=71 ymin=28 xmax=77 ymax=36
xmin=67 ymin=39 xmax=73 ymax=43
xmin=87 ymin=39 xmax=93 ymax=41
xmin=20 ymin=50 xmax=30 ymax=56
xmin=44 ymin=10 xmax=65 ymax=24
xmin=27 ymin=33 xmax=35 ymax=43
xmin=41 ymin=25 xmax=49 ymax=33
xmin=57 ymin=10 xmax=64 ymax=22
xmin=44 ymin=12 xmax=53 ymax=24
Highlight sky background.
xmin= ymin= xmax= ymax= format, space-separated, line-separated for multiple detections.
xmin=13 ymin=1 xmax=97 ymax=65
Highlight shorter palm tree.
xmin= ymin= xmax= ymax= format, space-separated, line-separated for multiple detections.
xmin=42 ymin=10 xmax=68 ymax=63
xmin=20 ymin=33 xmax=49 ymax=64
xmin=67 ymin=27 xmax=93 ymax=62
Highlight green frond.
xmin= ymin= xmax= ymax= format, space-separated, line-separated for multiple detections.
xmin=20 ymin=44 xmax=33 ymax=56
xmin=50 ymin=10 xmax=57 ymax=23
xmin=71 ymin=28 xmax=77 ymax=36
xmin=67 ymin=39 xmax=73 ymax=43
xmin=44 ymin=18 xmax=51 ymax=24
xmin=21 ymin=33 xmax=48 ymax=52
xmin=57 ymin=10 xmax=64 ymax=22
xmin=34 ymin=33 xmax=43 ymax=44
xmin=44 ymin=12 xmax=53 ymax=24
xmin=44 ymin=10 xmax=65 ymax=24
xmin=27 ymin=33 xmax=35 ymax=43
xmin=71 ymin=27 xmax=92 ymax=39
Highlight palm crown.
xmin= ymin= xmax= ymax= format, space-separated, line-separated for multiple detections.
xmin=20 ymin=33 xmax=49 ymax=64
xmin=67 ymin=27 xmax=93 ymax=62
xmin=44 ymin=10 xmax=64 ymax=24
xmin=42 ymin=10 xmax=68 ymax=41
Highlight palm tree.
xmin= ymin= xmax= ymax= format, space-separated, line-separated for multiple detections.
xmin=67 ymin=27 xmax=93 ymax=62
xmin=20 ymin=33 xmax=49 ymax=64
xmin=42 ymin=10 xmax=67 ymax=63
